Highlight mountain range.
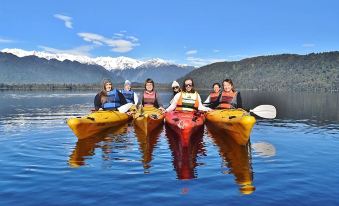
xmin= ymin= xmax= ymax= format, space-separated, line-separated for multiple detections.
xmin=0 ymin=48 xmax=195 ymax=84
xmin=180 ymin=51 xmax=339 ymax=91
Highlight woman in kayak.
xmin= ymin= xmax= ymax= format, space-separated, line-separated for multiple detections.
xmin=217 ymin=79 xmax=242 ymax=109
xmin=170 ymin=80 xmax=181 ymax=104
xmin=166 ymin=78 xmax=211 ymax=112
xmin=141 ymin=78 xmax=166 ymax=112
xmin=94 ymin=79 xmax=127 ymax=111
xmin=121 ymin=80 xmax=138 ymax=105
xmin=204 ymin=82 xmax=221 ymax=109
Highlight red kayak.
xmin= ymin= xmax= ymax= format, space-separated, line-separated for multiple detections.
xmin=165 ymin=111 xmax=205 ymax=147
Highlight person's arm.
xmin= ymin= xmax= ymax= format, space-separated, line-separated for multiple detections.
xmin=94 ymin=93 xmax=102 ymax=110
xmin=166 ymin=93 xmax=180 ymax=112
xmin=155 ymin=91 xmax=164 ymax=108
xmin=204 ymin=95 xmax=211 ymax=103
xmin=197 ymin=94 xmax=212 ymax=111
xmin=236 ymin=92 xmax=242 ymax=108
xmin=118 ymin=91 xmax=127 ymax=105
xmin=134 ymin=92 xmax=139 ymax=105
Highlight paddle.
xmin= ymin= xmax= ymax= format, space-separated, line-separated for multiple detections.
xmin=249 ymin=105 xmax=276 ymax=119
xmin=118 ymin=103 xmax=133 ymax=113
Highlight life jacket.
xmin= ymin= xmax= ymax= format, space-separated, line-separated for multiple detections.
xmin=209 ymin=92 xmax=220 ymax=103
xmin=102 ymin=89 xmax=121 ymax=110
xmin=121 ymin=89 xmax=135 ymax=104
xmin=142 ymin=91 xmax=156 ymax=107
xmin=218 ymin=91 xmax=236 ymax=109
xmin=176 ymin=92 xmax=199 ymax=111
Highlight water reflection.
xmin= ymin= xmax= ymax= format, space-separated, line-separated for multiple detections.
xmin=134 ymin=125 xmax=163 ymax=172
xmin=165 ymin=125 xmax=206 ymax=180
xmin=68 ymin=124 xmax=129 ymax=167
xmin=206 ymin=123 xmax=255 ymax=194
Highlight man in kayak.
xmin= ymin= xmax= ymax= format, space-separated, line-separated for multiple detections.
xmin=170 ymin=80 xmax=181 ymax=104
xmin=121 ymin=80 xmax=138 ymax=105
xmin=204 ymin=82 xmax=221 ymax=109
xmin=216 ymin=79 xmax=242 ymax=109
xmin=140 ymin=78 xmax=166 ymax=112
xmin=94 ymin=79 xmax=128 ymax=111
xmin=166 ymin=78 xmax=211 ymax=112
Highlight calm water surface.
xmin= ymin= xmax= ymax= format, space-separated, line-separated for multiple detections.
xmin=0 ymin=90 xmax=338 ymax=206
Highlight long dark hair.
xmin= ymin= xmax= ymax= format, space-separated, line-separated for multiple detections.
xmin=222 ymin=79 xmax=236 ymax=92
xmin=182 ymin=78 xmax=195 ymax=93
xmin=144 ymin=78 xmax=155 ymax=91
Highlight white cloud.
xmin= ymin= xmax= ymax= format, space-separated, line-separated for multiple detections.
xmin=0 ymin=37 xmax=14 ymax=43
xmin=302 ymin=43 xmax=315 ymax=48
xmin=114 ymin=33 xmax=124 ymax=37
xmin=38 ymin=45 xmax=96 ymax=56
xmin=213 ymin=49 xmax=220 ymax=53
xmin=186 ymin=50 xmax=198 ymax=55
xmin=127 ymin=36 xmax=139 ymax=42
xmin=186 ymin=56 xmax=226 ymax=67
xmin=54 ymin=14 xmax=73 ymax=29
xmin=78 ymin=32 xmax=139 ymax=53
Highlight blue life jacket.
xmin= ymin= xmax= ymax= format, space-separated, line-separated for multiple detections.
xmin=121 ymin=90 xmax=135 ymax=104
xmin=103 ymin=89 xmax=121 ymax=110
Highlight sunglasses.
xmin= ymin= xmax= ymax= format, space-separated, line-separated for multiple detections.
xmin=185 ymin=84 xmax=192 ymax=87
xmin=173 ymin=86 xmax=179 ymax=89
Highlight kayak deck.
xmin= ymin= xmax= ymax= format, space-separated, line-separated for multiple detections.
xmin=206 ymin=109 xmax=256 ymax=145
xmin=67 ymin=110 xmax=130 ymax=140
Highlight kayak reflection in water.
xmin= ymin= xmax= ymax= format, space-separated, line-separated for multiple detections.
xmin=94 ymin=79 xmax=128 ymax=111
xmin=134 ymin=125 xmax=163 ymax=172
xmin=206 ymin=122 xmax=256 ymax=195
xmin=68 ymin=124 xmax=129 ymax=167
xmin=165 ymin=124 xmax=205 ymax=180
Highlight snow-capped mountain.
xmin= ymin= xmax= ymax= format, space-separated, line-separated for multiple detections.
xmin=1 ymin=48 xmax=186 ymax=71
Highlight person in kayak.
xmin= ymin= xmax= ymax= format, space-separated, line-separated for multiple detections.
xmin=170 ymin=80 xmax=181 ymax=104
xmin=121 ymin=80 xmax=138 ymax=105
xmin=141 ymin=78 xmax=166 ymax=112
xmin=204 ymin=82 xmax=221 ymax=109
xmin=166 ymin=78 xmax=212 ymax=112
xmin=94 ymin=79 xmax=128 ymax=111
xmin=217 ymin=79 xmax=242 ymax=109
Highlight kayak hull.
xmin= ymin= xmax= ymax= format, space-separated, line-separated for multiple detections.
xmin=206 ymin=109 xmax=256 ymax=145
xmin=165 ymin=111 xmax=205 ymax=147
xmin=133 ymin=106 xmax=164 ymax=135
xmin=67 ymin=110 xmax=130 ymax=140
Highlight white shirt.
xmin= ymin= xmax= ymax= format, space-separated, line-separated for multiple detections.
xmin=166 ymin=92 xmax=212 ymax=112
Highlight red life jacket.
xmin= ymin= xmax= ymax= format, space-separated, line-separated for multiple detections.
xmin=209 ymin=92 xmax=220 ymax=103
xmin=143 ymin=91 xmax=156 ymax=107
xmin=219 ymin=91 xmax=236 ymax=109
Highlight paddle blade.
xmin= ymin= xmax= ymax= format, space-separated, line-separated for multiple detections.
xmin=118 ymin=103 xmax=133 ymax=113
xmin=250 ymin=105 xmax=277 ymax=119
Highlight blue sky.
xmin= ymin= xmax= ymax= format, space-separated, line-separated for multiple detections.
xmin=0 ymin=0 xmax=338 ymax=66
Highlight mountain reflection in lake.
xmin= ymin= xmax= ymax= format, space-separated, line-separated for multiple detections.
xmin=0 ymin=90 xmax=339 ymax=206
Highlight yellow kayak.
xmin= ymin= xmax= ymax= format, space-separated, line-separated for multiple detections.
xmin=67 ymin=110 xmax=130 ymax=140
xmin=133 ymin=106 xmax=164 ymax=135
xmin=205 ymin=109 xmax=256 ymax=145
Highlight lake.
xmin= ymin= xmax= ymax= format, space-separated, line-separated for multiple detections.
xmin=0 ymin=90 xmax=338 ymax=206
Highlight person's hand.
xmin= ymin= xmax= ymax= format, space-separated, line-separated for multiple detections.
xmin=126 ymin=111 xmax=132 ymax=115
xmin=159 ymin=107 xmax=166 ymax=114
xmin=98 ymin=108 xmax=103 ymax=111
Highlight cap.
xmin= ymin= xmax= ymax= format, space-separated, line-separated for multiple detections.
xmin=124 ymin=80 xmax=131 ymax=86
xmin=171 ymin=80 xmax=180 ymax=88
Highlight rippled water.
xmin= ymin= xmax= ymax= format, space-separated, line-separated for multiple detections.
xmin=0 ymin=90 xmax=339 ymax=206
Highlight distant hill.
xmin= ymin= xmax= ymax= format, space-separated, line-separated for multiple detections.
xmin=112 ymin=63 xmax=195 ymax=83
xmin=0 ymin=52 xmax=119 ymax=84
xmin=179 ymin=52 xmax=339 ymax=91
